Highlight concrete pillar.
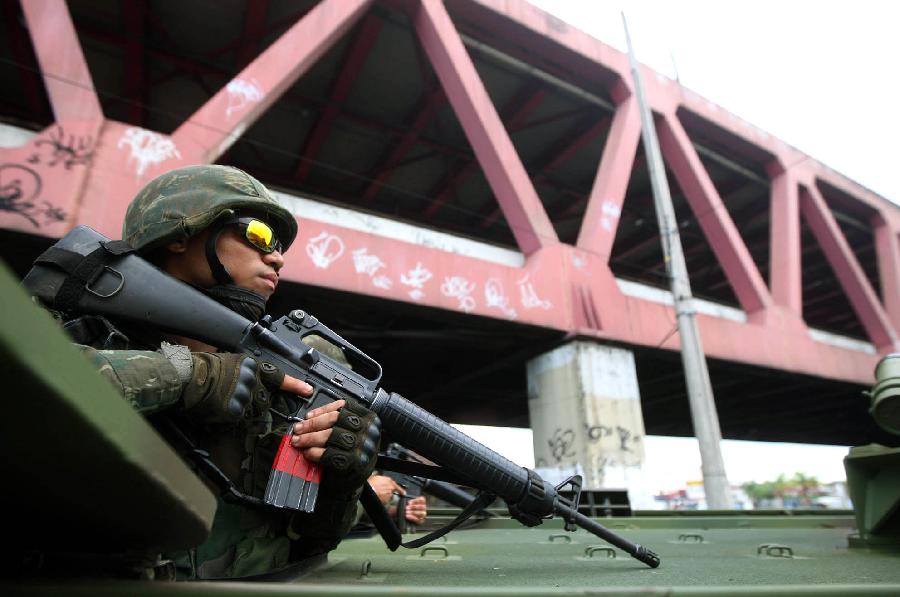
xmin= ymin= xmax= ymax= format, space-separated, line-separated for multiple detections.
xmin=527 ymin=341 xmax=647 ymax=496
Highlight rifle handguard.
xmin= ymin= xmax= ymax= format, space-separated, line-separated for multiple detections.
xmin=508 ymin=470 xmax=555 ymax=527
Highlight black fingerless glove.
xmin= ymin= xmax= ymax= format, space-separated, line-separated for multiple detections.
xmin=182 ymin=353 xmax=285 ymax=424
xmin=319 ymin=398 xmax=381 ymax=494
xmin=287 ymin=399 xmax=380 ymax=558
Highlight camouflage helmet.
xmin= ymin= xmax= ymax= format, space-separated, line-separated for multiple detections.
xmin=123 ymin=165 xmax=298 ymax=252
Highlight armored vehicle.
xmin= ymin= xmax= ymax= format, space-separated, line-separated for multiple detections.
xmin=2 ymin=258 xmax=899 ymax=595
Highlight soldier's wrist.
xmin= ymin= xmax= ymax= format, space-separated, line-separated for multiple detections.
xmin=160 ymin=341 xmax=193 ymax=385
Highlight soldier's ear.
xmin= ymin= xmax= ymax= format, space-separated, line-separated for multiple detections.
xmin=165 ymin=238 xmax=189 ymax=254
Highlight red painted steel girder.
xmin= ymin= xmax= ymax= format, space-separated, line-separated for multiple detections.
xmin=657 ymin=113 xmax=772 ymax=315
xmin=424 ymin=84 xmax=548 ymax=220
xmin=361 ymin=84 xmax=447 ymax=202
xmin=294 ymin=13 xmax=384 ymax=183
xmin=2 ymin=0 xmax=899 ymax=387
xmin=20 ymin=0 xmax=102 ymax=122
xmin=414 ymin=0 xmax=557 ymax=254
xmin=172 ymin=0 xmax=373 ymax=164
xmin=123 ymin=0 xmax=146 ymax=126
xmin=800 ymin=184 xmax=896 ymax=349
xmin=2 ymin=0 xmax=47 ymax=119
xmin=480 ymin=113 xmax=613 ymax=231
xmin=235 ymin=0 xmax=271 ymax=70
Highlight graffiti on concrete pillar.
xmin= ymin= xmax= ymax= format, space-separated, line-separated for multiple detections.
xmin=586 ymin=424 xmax=613 ymax=441
xmin=0 ymin=164 xmax=65 ymax=227
xmin=441 ymin=276 xmax=476 ymax=312
xmin=225 ymin=78 xmax=264 ymax=119
xmin=27 ymin=126 xmax=95 ymax=169
xmin=587 ymin=422 xmax=641 ymax=452
xmin=306 ymin=231 xmax=344 ymax=268
xmin=616 ymin=426 xmax=633 ymax=452
xmin=547 ymin=427 xmax=576 ymax=462
xmin=118 ymin=127 xmax=182 ymax=177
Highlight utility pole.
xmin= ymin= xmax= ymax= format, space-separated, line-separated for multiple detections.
xmin=621 ymin=15 xmax=733 ymax=509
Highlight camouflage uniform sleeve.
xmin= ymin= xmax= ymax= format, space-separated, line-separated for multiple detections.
xmin=77 ymin=345 xmax=184 ymax=414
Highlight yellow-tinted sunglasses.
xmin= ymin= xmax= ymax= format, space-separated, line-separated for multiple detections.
xmin=232 ymin=217 xmax=283 ymax=254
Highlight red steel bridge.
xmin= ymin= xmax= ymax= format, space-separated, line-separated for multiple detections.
xmin=1 ymin=0 xmax=897 ymax=446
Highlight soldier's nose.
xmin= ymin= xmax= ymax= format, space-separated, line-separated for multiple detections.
xmin=264 ymin=249 xmax=284 ymax=271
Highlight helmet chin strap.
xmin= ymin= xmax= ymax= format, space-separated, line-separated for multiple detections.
xmin=201 ymin=221 xmax=268 ymax=322
xmin=205 ymin=223 xmax=233 ymax=285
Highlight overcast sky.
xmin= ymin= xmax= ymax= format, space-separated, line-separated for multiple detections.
xmin=528 ymin=0 xmax=900 ymax=204
xmin=454 ymin=1 xmax=893 ymax=495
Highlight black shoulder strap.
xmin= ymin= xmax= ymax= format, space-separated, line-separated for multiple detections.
xmin=375 ymin=455 xmax=469 ymax=485
xmin=359 ymin=480 xmax=495 ymax=552
xmin=398 ymin=491 xmax=496 ymax=549
xmin=33 ymin=240 xmax=133 ymax=313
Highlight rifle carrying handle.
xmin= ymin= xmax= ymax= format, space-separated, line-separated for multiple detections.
xmin=371 ymin=391 xmax=529 ymax=503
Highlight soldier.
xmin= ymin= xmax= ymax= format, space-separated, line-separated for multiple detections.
xmin=62 ymin=164 xmax=380 ymax=579
xmin=368 ymin=474 xmax=428 ymax=526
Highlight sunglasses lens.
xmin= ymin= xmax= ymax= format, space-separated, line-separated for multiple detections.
xmin=245 ymin=219 xmax=277 ymax=252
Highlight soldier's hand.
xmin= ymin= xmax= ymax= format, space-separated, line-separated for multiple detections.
xmin=289 ymin=399 xmax=345 ymax=461
xmin=182 ymin=353 xmax=286 ymax=424
xmin=281 ymin=373 xmax=313 ymax=398
xmin=404 ymin=496 xmax=427 ymax=525
xmin=290 ymin=398 xmax=381 ymax=493
xmin=368 ymin=474 xmax=405 ymax=505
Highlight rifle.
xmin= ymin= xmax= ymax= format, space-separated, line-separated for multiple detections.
xmin=23 ymin=226 xmax=660 ymax=568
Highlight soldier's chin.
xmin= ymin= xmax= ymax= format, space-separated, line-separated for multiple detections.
xmin=255 ymin=279 xmax=276 ymax=298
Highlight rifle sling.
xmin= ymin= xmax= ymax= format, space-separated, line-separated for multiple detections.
xmin=375 ymin=455 xmax=470 ymax=485
xmin=398 ymin=491 xmax=496 ymax=549
xmin=360 ymin=482 xmax=496 ymax=551
xmin=359 ymin=484 xmax=402 ymax=550
xmin=34 ymin=241 xmax=133 ymax=313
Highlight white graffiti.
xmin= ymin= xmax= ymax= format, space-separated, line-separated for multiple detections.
xmin=485 ymin=278 xmax=517 ymax=319
xmin=400 ymin=262 xmax=432 ymax=301
xmin=572 ymin=253 xmax=586 ymax=270
xmin=306 ymin=231 xmax=344 ymax=269
xmin=352 ymin=248 xmax=386 ymax=277
xmin=600 ymin=200 xmax=621 ymax=232
xmin=518 ymin=274 xmax=552 ymax=310
xmin=373 ymin=275 xmax=393 ymax=290
xmin=602 ymin=200 xmax=622 ymax=218
xmin=117 ymin=127 xmax=181 ymax=177
xmin=441 ymin=276 xmax=476 ymax=313
xmin=225 ymin=78 xmax=264 ymax=119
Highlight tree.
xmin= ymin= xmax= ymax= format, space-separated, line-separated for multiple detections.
xmin=742 ymin=473 xmax=821 ymax=508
